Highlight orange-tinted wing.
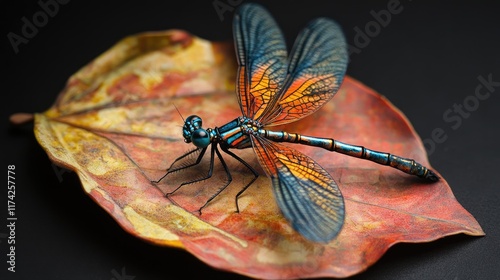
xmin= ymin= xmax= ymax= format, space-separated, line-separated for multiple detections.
xmin=251 ymin=136 xmax=345 ymax=243
xmin=259 ymin=18 xmax=348 ymax=126
xmin=233 ymin=4 xmax=287 ymax=120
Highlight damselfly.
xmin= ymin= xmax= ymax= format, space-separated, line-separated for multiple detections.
xmin=154 ymin=3 xmax=438 ymax=243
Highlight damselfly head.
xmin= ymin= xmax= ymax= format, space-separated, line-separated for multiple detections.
xmin=182 ymin=115 xmax=210 ymax=148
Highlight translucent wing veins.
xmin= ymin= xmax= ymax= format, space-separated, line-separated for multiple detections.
xmin=251 ymin=136 xmax=345 ymax=243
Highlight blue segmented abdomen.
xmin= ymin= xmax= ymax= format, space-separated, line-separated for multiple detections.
xmin=262 ymin=130 xmax=439 ymax=181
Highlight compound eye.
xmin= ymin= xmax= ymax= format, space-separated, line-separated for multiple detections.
xmin=191 ymin=129 xmax=210 ymax=148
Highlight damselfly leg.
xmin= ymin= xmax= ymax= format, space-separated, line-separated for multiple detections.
xmin=151 ymin=147 xmax=207 ymax=184
xmin=220 ymin=146 xmax=259 ymax=213
xmin=153 ymin=144 xmax=259 ymax=215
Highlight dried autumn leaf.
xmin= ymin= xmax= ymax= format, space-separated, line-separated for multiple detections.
xmin=33 ymin=30 xmax=484 ymax=279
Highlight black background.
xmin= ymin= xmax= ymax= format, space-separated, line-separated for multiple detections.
xmin=2 ymin=1 xmax=500 ymax=279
